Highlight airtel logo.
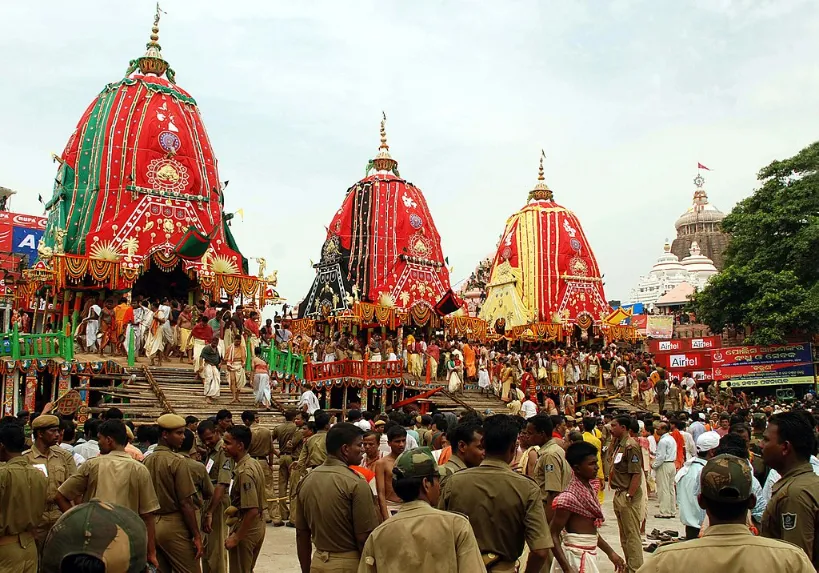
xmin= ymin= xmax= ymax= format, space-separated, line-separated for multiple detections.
xmin=691 ymin=338 xmax=715 ymax=349
xmin=670 ymin=354 xmax=697 ymax=367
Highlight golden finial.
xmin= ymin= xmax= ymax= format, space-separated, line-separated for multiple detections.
xmin=528 ymin=149 xmax=553 ymax=202
xmin=137 ymin=3 xmax=169 ymax=77
xmin=372 ymin=111 xmax=398 ymax=173
xmin=379 ymin=111 xmax=389 ymax=152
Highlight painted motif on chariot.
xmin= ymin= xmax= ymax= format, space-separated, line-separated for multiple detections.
xmin=570 ymin=238 xmax=582 ymax=252
xmin=146 ymin=158 xmax=190 ymax=194
xmin=409 ymin=213 xmax=423 ymax=229
xmin=322 ymin=235 xmax=342 ymax=263
xmin=158 ymin=131 xmax=181 ymax=154
xmin=407 ymin=230 xmax=433 ymax=259
xmin=563 ymin=219 xmax=577 ymax=238
xmin=569 ymin=256 xmax=589 ymax=276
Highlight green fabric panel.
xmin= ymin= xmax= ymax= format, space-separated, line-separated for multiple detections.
xmin=222 ymin=221 xmax=249 ymax=274
xmin=174 ymin=227 xmax=211 ymax=259
xmin=65 ymin=89 xmax=118 ymax=254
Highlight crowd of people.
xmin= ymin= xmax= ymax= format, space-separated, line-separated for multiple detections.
xmin=2 ymin=377 xmax=819 ymax=573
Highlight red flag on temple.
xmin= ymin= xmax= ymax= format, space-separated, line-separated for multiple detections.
xmin=697 ymin=162 xmax=711 ymax=171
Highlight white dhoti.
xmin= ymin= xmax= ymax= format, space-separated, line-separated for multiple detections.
xmin=550 ymin=532 xmax=600 ymax=573
xmin=253 ymin=373 xmax=271 ymax=407
xmin=202 ymin=363 xmax=221 ymax=398
xmin=448 ymin=371 xmax=463 ymax=393
xmin=145 ymin=328 xmax=164 ymax=358
xmin=478 ymin=369 xmax=491 ymax=389
xmin=227 ymin=362 xmax=246 ymax=390
xmin=85 ymin=320 xmax=99 ymax=349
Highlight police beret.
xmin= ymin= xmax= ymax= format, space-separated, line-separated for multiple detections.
xmin=157 ymin=414 xmax=186 ymax=430
xmin=32 ymin=414 xmax=60 ymax=430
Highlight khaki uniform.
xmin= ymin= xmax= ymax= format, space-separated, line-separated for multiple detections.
xmin=358 ymin=500 xmax=484 ymax=573
xmin=440 ymin=455 xmax=467 ymax=489
xmin=248 ymin=423 xmax=275 ymax=521
xmin=293 ymin=456 xmax=380 ymax=572
xmin=271 ymin=420 xmax=298 ymax=521
xmin=297 ymin=431 xmax=328 ymax=470
xmin=57 ymin=450 xmax=160 ymax=515
xmin=288 ymin=429 xmax=306 ymax=513
xmin=0 ymin=457 xmax=47 ymax=573
xmin=760 ymin=462 xmax=819 ymax=568
xmin=228 ymin=454 xmax=267 ymax=573
xmin=144 ymin=444 xmax=199 ymax=573
xmin=23 ymin=444 xmax=77 ymax=550
xmin=439 ymin=459 xmax=552 ymax=571
xmin=534 ymin=438 xmax=572 ymax=498
xmin=183 ymin=453 xmax=215 ymax=513
xmin=608 ymin=435 xmax=645 ymax=573
xmin=204 ymin=440 xmax=233 ymax=573
xmin=636 ymin=523 xmax=814 ymax=573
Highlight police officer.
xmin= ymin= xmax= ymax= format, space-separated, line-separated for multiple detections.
xmin=270 ymin=408 xmax=300 ymax=526
xmin=532 ymin=414 xmax=571 ymax=520
xmin=199 ymin=419 xmax=233 ymax=573
xmin=294 ymin=422 xmax=379 ymax=573
xmin=22 ymin=413 xmax=77 ymax=553
xmin=55 ymin=418 xmax=160 ymax=568
xmin=241 ymin=410 xmax=275 ymax=523
xmin=637 ymin=454 xmax=814 ymax=573
xmin=143 ymin=413 xmax=203 ymax=573
xmin=608 ymin=414 xmax=644 ymax=573
xmin=359 ymin=447 xmax=483 ymax=572
xmin=440 ymin=420 xmax=485 ymax=485
xmin=439 ymin=414 xmax=552 ymax=573
xmin=295 ymin=410 xmax=329 ymax=471
xmin=0 ymin=420 xmax=47 ymax=572
xmin=180 ymin=429 xmax=214 ymax=527
xmin=760 ymin=411 xmax=819 ymax=568
xmin=223 ymin=424 xmax=266 ymax=573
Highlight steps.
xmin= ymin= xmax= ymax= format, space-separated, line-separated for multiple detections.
xmin=95 ymin=365 xmax=300 ymax=428
xmin=428 ymin=385 xmax=507 ymax=414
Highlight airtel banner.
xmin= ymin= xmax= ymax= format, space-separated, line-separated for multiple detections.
xmin=648 ymin=336 xmax=722 ymax=354
xmin=654 ymin=351 xmax=713 ymax=371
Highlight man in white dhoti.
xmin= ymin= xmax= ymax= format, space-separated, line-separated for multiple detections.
xmin=144 ymin=302 xmax=165 ymax=366
xmin=298 ymin=388 xmax=321 ymax=419
xmin=549 ymin=441 xmax=626 ymax=573
xmin=83 ymin=303 xmax=101 ymax=352
xmin=199 ymin=336 xmax=223 ymax=404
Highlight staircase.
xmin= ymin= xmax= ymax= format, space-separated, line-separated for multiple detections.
xmin=95 ymin=366 xmax=300 ymax=428
xmin=429 ymin=385 xmax=507 ymax=415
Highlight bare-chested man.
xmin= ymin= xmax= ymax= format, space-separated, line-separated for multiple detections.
xmin=550 ymin=441 xmax=626 ymax=573
xmin=374 ymin=424 xmax=406 ymax=520
xmin=177 ymin=305 xmax=194 ymax=363
xmin=362 ymin=431 xmax=382 ymax=471
xmin=98 ymin=299 xmax=115 ymax=357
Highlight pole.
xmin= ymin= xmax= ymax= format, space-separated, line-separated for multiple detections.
xmin=71 ymin=291 xmax=84 ymax=333
xmin=61 ymin=291 xmax=71 ymax=334
xmin=127 ymin=326 xmax=135 ymax=367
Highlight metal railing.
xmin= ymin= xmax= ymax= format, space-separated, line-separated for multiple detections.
xmin=0 ymin=324 xmax=74 ymax=361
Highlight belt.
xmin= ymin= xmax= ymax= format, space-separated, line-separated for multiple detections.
xmin=252 ymin=456 xmax=268 ymax=460
xmin=313 ymin=550 xmax=360 ymax=559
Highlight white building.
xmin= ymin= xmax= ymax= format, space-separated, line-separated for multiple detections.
xmin=629 ymin=240 xmax=717 ymax=310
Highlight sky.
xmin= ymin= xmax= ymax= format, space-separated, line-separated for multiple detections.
xmin=1 ymin=0 xmax=818 ymax=310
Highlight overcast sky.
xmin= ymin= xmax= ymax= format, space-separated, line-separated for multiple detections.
xmin=2 ymin=0 xmax=817 ymax=308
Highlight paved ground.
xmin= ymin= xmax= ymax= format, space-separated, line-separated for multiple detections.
xmin=254 ymin=490 xmax=678 ymax=572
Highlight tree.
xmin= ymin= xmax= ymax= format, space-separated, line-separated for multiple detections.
xmin=691 ymin=141 xmax=819 ymax=344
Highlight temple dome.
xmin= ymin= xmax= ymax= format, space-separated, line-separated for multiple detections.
xmin=43 ymin=8 xmax=249 ymax=282
xmin=299 ymin=116 xmax=456 ymax=320
xmin=479 ymin=154 xmax=610 ymax=331
xmin=680 ymin=241 xmax=718 ymax=278
xmin=674 ymin=175 xmax=725 ymax=231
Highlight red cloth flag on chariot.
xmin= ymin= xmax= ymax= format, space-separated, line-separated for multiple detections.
xmin=697 ymin=162 xmax=711 ymax=171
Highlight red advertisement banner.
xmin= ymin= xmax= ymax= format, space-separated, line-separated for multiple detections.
xmin=649 ymin=336 xmax=722 ymax=354
xmin=654 ymin=351 xmax=713 ymax=371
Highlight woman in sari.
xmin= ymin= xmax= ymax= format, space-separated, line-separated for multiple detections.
xmin=251 ymin=347 xmax=271 ymax=409
xmin=224 ymin=336 xmax=247 ymax=404
xmin=144 ymin=302 xmax=166 ymax=366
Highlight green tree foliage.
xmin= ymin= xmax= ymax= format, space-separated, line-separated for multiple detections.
xmin=692 ymin=142 xmax=819 ymax=344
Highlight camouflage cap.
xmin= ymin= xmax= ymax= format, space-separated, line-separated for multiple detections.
xmin=393 ymin=447 xmax=446 ymax=481
xmin=41 ymin=500 xmax=147 ymax=573
xmin=700 ymin=453 xmax=752 ymax=502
